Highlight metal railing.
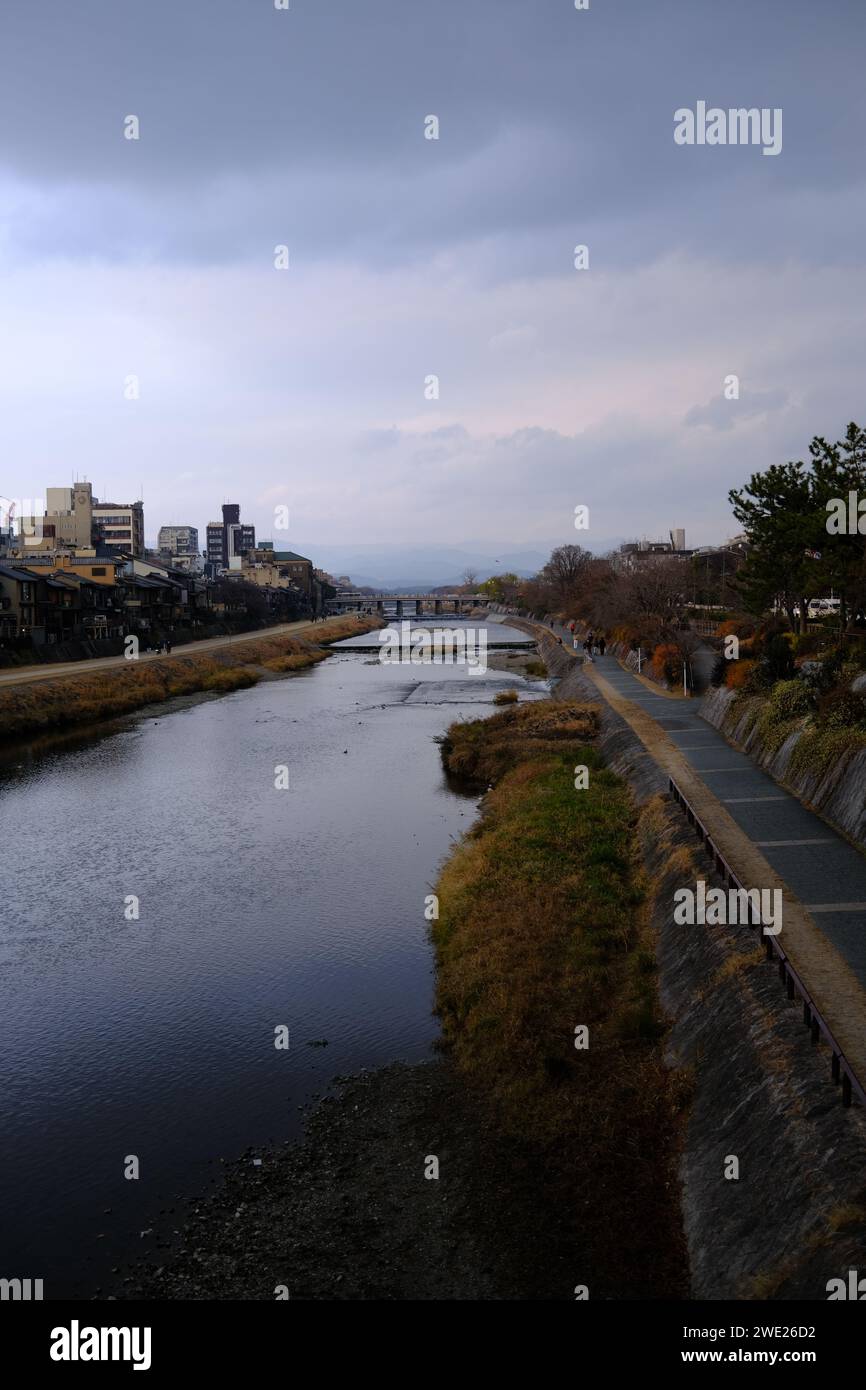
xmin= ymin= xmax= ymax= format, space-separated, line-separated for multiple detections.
xmin=668 ymin=775 xmax=865 ymax=1108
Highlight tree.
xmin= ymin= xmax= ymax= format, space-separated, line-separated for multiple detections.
xmin=541 ymin=544 xmax=592 ymax=601
xmin=480 ymin=572 xmax=521 ymax=603
xmin=461 ymin=568 xmax=479 ymax=591
xmin=729 ymin=462 xmax=821 ymax=633
xmin=807 ymin=423 xmax=866 ymax=632
xmin=621 ymin=558 xmax=689 ymax=634
xmin=730 ymin=424 xmax=866 ymax=635
xmin=212 ymin=577 xmax=268 ymax=621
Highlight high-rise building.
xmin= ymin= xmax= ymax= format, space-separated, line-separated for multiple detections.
xmin=206 ymin=522 xmax=224 ymax=566
xmin=24 ymin=481 xmax=93 ymax=549
xmin=92 ymin=500 xmax=145 ymax=557
xmin=16 ymin=481 xmax=144 ymax=557
xmin=158 ymin=525 xmax=199 ymax=558
xmin=206 ymin=503 xmax=255 ymax=569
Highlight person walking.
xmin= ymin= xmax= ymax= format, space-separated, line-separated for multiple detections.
xmin=598 ymin=635 xmax=606 ymax=657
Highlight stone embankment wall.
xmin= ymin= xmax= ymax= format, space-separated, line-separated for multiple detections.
xmin=519 ymin=617 xmax=866 ymax=1299
xmin=701 ymin=685 xmax=866 ymax=850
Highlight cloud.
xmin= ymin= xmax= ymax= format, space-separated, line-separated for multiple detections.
xmin=684 ymin=387 xmax=790 ymax=432
xmin=355 ymin=427 xmax=402 ymax=453
xmin=1 ymin=0 xmax=865 ymax=558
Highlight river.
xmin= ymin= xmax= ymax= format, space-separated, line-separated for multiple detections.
xmin=0 ymin=619 xmax=539 ymax=1297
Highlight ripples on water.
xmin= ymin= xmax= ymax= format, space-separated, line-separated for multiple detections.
xmin=0 ymin=622 xmax=541 ymax=1295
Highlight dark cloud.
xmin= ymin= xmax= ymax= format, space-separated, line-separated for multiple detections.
xmin=1 ymin=1 xmax=865 ymax=270
xmin=1 ymin=2 xmax=865 ymax=550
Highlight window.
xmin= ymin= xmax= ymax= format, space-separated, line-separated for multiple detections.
xmin=91 ymin=567 xmax=106 ymax=576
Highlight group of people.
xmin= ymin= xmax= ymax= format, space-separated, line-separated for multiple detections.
xmin=582 ymin=631 xmax=606 ymax=661
xmin=550 ymin=618 xmax=607 ymax=663
xmin=564 ymin=620 xmax=606 ymax=662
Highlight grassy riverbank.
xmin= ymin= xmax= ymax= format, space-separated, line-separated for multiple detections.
xmin=432 ymin=700 xmax=689 ymax=1297
xmin=0 ymin=614 xmax=380 ymax=742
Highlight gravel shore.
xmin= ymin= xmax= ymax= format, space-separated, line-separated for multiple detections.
xmin=117 ymin=1061 xmax=579 ymax=1301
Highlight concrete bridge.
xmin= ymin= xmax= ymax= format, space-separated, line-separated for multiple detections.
xmin=328 ymin=592 xmax=489 ymax=617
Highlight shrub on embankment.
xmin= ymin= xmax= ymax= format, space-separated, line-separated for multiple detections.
xmin=0 ymin=615 xmax=379 ymax=742
xmin=432 ymin=701 xmax=689 ymax=1297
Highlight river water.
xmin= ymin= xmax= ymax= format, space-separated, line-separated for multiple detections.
xmin=0 ymin=620 xmax=538 ymax=1297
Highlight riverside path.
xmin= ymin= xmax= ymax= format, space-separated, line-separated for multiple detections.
xmin=0 ymin=618 xmax=335 ymax=689
xmin=524 ymin=611 xmax=866 ymax=1103
xmin=585 ymin=649 xmax=866 ymax=988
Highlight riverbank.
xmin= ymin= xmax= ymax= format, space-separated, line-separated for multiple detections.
xmin=116 ymin=695 xmax=689 ymax=1301
xmin=432 ymin=700 xmax=690 ymax=1297
xmin=0 ymin=614 xmax=381 ymax=743
xmin=120 ymin=1060 xmax=598 ymax=1301
xmin=117 ymin=612 xmax=866 ymax=1303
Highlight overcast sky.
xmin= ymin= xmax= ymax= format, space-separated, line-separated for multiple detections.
xmin=1 ymin=0 xmax=865 ymax=560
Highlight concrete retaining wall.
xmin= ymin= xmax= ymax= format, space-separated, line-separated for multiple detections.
xmin=524 ymin=619 xmax=866 ymax=1299
xmin=701 ymin=685 xmax=866 ymax=850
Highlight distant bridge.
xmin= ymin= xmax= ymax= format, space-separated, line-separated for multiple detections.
xmin=328 ymin=592 xmax=490 ymax=617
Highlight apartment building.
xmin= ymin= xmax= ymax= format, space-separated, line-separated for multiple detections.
xmin=17 ymin=481 xmax=145 ymax=558
xmin=206 ymin=503 xmax=255 ymax=570
xmin=158 ymin=525 xmax=199 ymax=559
xmin=92 ymin=500 xmax=145 ymax=557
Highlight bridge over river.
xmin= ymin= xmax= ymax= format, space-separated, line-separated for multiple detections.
xmin=327 ymin=592 xmax=490 ymax=617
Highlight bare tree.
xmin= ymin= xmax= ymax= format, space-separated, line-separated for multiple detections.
xmin=541 ymin=544 xmax=592 ymax=600
xmin=623 ymin=559 xmax=688 ymax=630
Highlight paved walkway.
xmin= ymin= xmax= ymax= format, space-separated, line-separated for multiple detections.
xmin=0 ymin=618 xmax=333 ymax=689
xmin=583 ymin=640 xmax=866 ymax=991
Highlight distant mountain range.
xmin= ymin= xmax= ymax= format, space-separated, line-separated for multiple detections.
xmin=294 ymin=543 xmax=552 ymax=591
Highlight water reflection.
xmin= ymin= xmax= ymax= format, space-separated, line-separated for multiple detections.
xmin=0 ymin=624 xmax=541 ymax=1296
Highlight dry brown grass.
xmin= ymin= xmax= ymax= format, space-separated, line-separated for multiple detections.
xmin=0 ymin=614 xmax=381 ymax=742
xmin=200 ymin=667 xmax=260 ymax=692
xmin=262 ymin=651 xmax=329 ymax=673
xmin=432 ymin=700 xmax=688 ymax=1297
xmin=440 ymin=699 xmax=600 ymax=787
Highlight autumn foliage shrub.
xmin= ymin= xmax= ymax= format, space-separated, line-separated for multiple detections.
xmin=650 ymin=644 xmax=681 ymax=684
xmin=715 ymin=617 xmax=756 ymax=641
xmin=726 ymin=659 xmax=757 ymax=690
